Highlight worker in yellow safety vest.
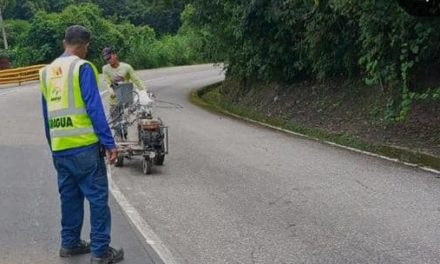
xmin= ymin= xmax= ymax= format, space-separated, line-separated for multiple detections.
xmin=40 ymin=25 xmax=124 ymax=264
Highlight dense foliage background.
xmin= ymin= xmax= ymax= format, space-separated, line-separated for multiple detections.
xmin=2 ymin=0 xmax=204 ymax=69
xmin=5 ymin=0 xmax=190 ymax=34
xmin=190 ymin=0 xmax=440 ymax=121
xmin=1 ymin=0 xmax=439 ymax=120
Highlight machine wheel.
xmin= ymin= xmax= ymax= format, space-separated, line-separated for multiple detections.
xmin=142 ymin=157 xmax=152 ymax=175
xmin=155 ymin=154 xmax=165 ymax=166
xmin=115 ymin=155 xmax=124 ymax=167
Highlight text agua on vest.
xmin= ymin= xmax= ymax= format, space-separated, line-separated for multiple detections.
xmin=49 ymin=117 xmax=74 ymax=129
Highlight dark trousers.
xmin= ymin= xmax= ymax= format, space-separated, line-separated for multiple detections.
xmin=53 ymin=144 xmax=111 ymax=257
xmin=110 ymin=105 xmax=126 ymax=140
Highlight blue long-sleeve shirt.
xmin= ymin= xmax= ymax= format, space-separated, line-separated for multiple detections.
xmin=42 ymin=59 xmax=116 ymax=157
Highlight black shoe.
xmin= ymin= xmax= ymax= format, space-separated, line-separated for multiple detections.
xmin=59 ymin=240 xmax=91 ymax=257
xmin=90 ymin=247 xmax=124 ymax=264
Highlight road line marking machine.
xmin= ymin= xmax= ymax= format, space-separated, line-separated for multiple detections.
xmin=108 ymin=83 xmax=169 ymax=175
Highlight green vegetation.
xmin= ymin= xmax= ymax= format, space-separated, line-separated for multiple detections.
xmin=2 ymin=1 xmax=204 ymax=69
xmin=124 ymin=4 xmax=208 ymax=69
xmin=1 ymin=0 xmax=439 ymax=122
xmin=191 ymin=0 xmax=440 ymax=121
xmin=5 ymin=0 xmax=190 ymax=35
xmin=0 ymin=0 xmax=436 ymax=164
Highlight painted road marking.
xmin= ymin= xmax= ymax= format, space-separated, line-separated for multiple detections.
xmin=220 ymin=109 xmax=440 ymax=175
xmin=0 ymin=84 xmax=39 ymax=97
xmin=101 ymin=78 xmax=177 ymax=264
xmin=105 ymin=70 xmax=439 ymax=264
xmin=107 ymin=166 xmax=177 ymax=264
xmin=0 ymin=90 xmax=17 ymax=96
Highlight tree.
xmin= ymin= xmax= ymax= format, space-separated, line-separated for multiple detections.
xmin=4 ymin=0 xmax=191 ymax=35
xmin=0 ymin=0 xmax=15 ymax=49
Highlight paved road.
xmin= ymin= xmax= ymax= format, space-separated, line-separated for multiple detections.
xmin=1 ymin=64 xmax=440 ymax=264
xmin=115 ymin=65 xmax=440 ymax=264
xmin=0 ymin=79 xmax=158 ymax=263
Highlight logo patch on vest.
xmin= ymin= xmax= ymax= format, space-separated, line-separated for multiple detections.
xmin=50 ymin=88 xmax=62 ymax=102
xmin=49 ymin=117 xmax=74 ymax=129
xmin=51 ymin=67 xmax=63 ymax=78
xmin=49 ymin=66 xmax=64 ymax=102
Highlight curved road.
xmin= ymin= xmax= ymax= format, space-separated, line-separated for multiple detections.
xmin=1 ymin=65 xmax=440 ymax=264
xmin=117 ymin=65 xmax=440 ymax=264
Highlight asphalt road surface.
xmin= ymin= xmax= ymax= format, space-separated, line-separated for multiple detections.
xmin=1 ymin=64 xmax=440 ymax=264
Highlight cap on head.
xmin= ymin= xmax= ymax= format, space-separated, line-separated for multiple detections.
xmin=64 ymin=25 xmax=91 ymax=46
xmin=102 ymin=47 xmax=114 ymax=61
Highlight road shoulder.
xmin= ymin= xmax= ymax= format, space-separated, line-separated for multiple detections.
xmin=191 ymin=83 xmax=440 ymax=174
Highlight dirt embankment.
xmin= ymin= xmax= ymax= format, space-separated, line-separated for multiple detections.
xmin=216 ymin=79 xmax=440 ymax=157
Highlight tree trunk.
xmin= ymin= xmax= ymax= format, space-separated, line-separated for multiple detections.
xmin=0 ymin=8 xmax=8 ymax=50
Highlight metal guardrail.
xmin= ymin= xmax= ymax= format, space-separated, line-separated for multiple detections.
xmin=0 ymin=64 xmax=46 ymax=86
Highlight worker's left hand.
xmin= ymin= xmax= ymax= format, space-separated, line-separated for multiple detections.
xmin=106 ymin=148 xmax=118 ymax=165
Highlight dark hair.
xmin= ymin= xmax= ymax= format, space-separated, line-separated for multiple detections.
xmin=102 ymin=47 xmax=114 ymax=60
xmin=64 ymin=25 xmax=91 ymax=46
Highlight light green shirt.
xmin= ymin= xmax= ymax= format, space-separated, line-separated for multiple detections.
xmin=102 ymin=62 xmax=146 ymax=105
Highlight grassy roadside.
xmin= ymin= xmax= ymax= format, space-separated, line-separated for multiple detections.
xmin=190 ymin=83 xmax=440 ymax=172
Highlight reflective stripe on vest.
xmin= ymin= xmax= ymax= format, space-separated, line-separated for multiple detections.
xmin=51 ymin=127 xmax=95 ymax=138
xmin=41 ymin=67 xmax=48 ymax=98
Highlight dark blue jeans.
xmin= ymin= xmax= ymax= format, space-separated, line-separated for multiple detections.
xmin=53 ymin=144 xmax=111 ymax=257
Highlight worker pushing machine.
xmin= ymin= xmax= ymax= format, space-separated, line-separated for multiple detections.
xmin=39 ymin=25 xmax=124 ymax=264
xmin=102 ymin=48 xmax=147 ymax=139
xmin=102 ymin=47 xmax=146 ymax=96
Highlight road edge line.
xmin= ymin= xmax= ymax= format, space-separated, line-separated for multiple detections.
xmin=100 ymin=89 xmax=177 ymax=264
xmin=191 ymin=86 xmax=440 ymax=176
xmin=107 ymin=165 xmax=178 ymax=264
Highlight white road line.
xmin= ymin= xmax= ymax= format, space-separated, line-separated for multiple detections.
xmin=101 ymin=77 xmax=177 ymax=263
xmin=219 ymin=109 xmax=440 ymax=175
xmin=0 ymin=88 xmax=19 ymax=96
xmin=0 ymin=90 xmax=17 ymax=96
xmin=0 ymin=83 xmax=39 ymax=97
xmin=107 ymin=166 xmax=178 ymax=264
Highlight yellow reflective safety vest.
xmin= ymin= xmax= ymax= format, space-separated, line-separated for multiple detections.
xmin=40 ymin=56 xmax=99 ymax=151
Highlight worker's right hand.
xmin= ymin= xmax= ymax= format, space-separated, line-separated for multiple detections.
xmin=106 ymin=148 xmax=118 ymax=165
xmin=110 ymin=91 xmax=116 ymax=99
